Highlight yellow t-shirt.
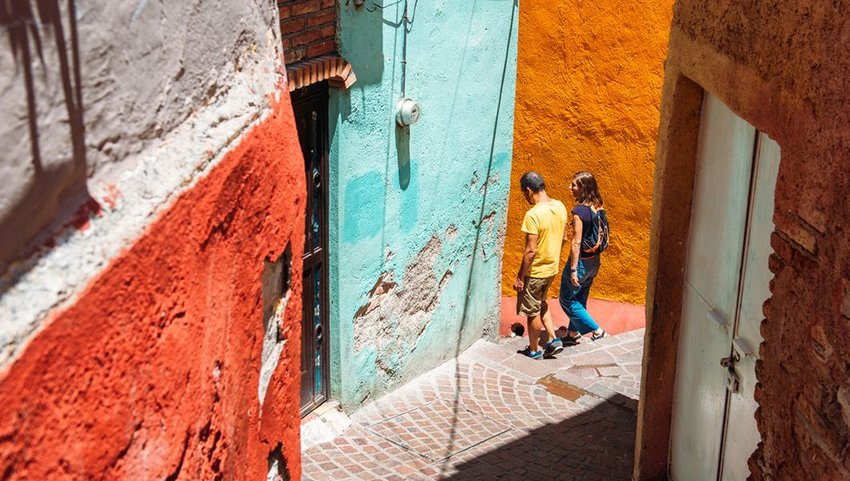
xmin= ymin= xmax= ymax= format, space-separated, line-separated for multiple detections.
xmin=521 ymin=199 xmax=568 ymax=278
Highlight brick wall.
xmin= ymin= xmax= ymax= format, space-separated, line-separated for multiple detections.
xmin=636 ymin=1 xmax=850 ymax=479
xmin=278 ymin=0 xmax=337 ymax=65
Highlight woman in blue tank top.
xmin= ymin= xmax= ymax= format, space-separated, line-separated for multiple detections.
xmin=559 ymin=171 xmax=608 ymax=344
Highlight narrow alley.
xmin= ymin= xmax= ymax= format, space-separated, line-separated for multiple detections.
xmin=302 ymin=330 xmax=643 ymax=481
xmin=2 ymin=0 xmax=850 ymax=480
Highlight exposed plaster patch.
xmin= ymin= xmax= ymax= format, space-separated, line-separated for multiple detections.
xmin=479 ymin=173 xmax=500 ymax=194
xmin=445 ymin=224 xmax=458 ymax=240
xmin=491 ymin=213 xmax=508 ymax=276
xmin=352 ymin=236 xmax=453 ymax=370
xmin=477 ymin=210 xmax=500 ymax=260
xmin=266 ymin=444 xmax=290 ymax=481
xmin=259 ymin=247 xmax=292 ymax=410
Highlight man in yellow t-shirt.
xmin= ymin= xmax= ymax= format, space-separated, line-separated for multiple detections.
xmin=513 ymin=172 xmax=568 ymax=359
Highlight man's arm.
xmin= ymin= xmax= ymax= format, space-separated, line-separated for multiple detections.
xmin=514 ymin=233 xmax=539 ymax=291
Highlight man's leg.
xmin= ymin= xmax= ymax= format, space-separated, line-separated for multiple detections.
xmin=521 ymin=277 xmax=561 ymax=355
xmin=518 ymin=279 xmax=544 ymax=355
xmin=526 ymin=313 xmax=543 ymax=352
xmin=540 ymin=301 xmax=557 ymax=343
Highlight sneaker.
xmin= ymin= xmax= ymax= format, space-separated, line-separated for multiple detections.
xmin=591 ymin=329 xmax=608 ymax=341
xmin=517 ymin=346 xmax=543 ymax=360
xmin=561 ymin=334 xmax=582 ymax=346
xmin=544 ymin=338 xmax=564 ymax=358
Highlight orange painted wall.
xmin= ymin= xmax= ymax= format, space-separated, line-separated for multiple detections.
xmin=503 ymin=1 xmax=673 ymax=304
xmin=0 ymin=97 xmax=305 ymax=480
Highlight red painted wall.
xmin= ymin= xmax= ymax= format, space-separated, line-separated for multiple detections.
xmin=0 ymin=95 xmax=305 ymax=480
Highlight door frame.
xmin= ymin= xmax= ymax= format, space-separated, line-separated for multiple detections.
xmin=292 ymin=82 xmax=331 ymax=417
xmin=633 ymin=54 xmax=787 ymax=478
xmin=667 ymin=95 xmax=778 ymax=480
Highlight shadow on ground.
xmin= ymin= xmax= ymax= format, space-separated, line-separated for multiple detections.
xmin=440 ymin=394 xmax=636 ymax=481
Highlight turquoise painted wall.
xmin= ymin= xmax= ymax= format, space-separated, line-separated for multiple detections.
xmin=328 ymin=0 xmax=519 ymax=410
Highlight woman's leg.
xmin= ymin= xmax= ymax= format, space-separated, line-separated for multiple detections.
xmin=576 ymin=277 xmax=592 ymax=308
xmin=559 ymin=259 xmax=599 ymax=335
xmin=571 ymin=282 xmax=600 ymax=334
xmin=577 ymin=257 xmax=604 ymax=336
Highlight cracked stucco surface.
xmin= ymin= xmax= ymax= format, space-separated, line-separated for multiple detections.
xmin=329 ymin=0 xmax=519 ymax=410
xmin=352 ymin=236 xmax=454 ymax=360
xmin=0 ymin=0 xmax=283 ymax=368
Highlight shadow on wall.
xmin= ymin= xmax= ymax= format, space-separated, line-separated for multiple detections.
xmin=443 ymin=0 xmax=518 ymax=471
xmin=440 ymin=394 xmax=637 ymax=480
xmin=341 ymin=0 xmax=385 ymax=86
xmin=395 ymin=126 xmax=410 ymax=189
xmin=0 ymin=0 xmax=92 ymax=275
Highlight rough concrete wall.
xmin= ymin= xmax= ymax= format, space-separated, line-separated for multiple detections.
xmin=329 ymin=0 xmax=519 ymax=410
xmin=637 ymin=2 xmax=850 ymax=479
xmin=0 ymin=100 xmax=303 ymax=479
xmin=0 ymin=100 xmax=305 ymax=480
xmin=1 ymin=0 xmax=281 ymax=365
xmin=502 ymin=0 xmax=673 ymax=305
xmin=0 ymin=1 xmax=278 ymax=272
xmin=0 ymin=1 xmax=307 ymax=479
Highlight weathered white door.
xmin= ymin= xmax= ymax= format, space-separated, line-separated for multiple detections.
xmin=718 ymin=133 xmax=780 ymax=480
xmin=670 ymin=94 xmax=779 ymax=480
xmin=670 ymin=93 xmax=756 ymax=480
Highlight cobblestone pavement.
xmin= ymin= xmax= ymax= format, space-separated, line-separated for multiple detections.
xmin=302 ymin=329 xmax=645 ymax=481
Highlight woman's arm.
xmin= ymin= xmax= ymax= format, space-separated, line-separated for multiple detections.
xmin=570 ymin=214 xmax=582 ymax=287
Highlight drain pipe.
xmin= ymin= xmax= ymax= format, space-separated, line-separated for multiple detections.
xmin=401 ymin=0 xmax=408 ymax=97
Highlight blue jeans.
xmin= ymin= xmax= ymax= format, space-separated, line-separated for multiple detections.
xmin=559 ymin=256 xmax=601 ymax=334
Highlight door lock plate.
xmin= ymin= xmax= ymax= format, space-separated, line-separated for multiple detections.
xmin=725 ymin=368 xmax=740 ymax=393
xmin=720 ymin=355 xmax=741 ymax=393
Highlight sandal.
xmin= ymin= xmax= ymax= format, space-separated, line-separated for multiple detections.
xmin=591 ymin=329 xmax=608 ymax=341
xmin=561 ymin=334 xmax=582 ymax=346
xmin=517 ymin=346 xmax=543 ymax=360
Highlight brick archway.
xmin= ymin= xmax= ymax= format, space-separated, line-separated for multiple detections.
xmin=286 ymin=55 xmax=357 ymax=92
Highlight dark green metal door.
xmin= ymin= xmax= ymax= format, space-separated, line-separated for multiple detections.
xmin=291 ymin=82 xmax=330 ymax=416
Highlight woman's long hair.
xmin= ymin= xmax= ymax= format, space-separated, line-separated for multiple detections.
xmin=572 ymin=171 xmax=604 ymax=208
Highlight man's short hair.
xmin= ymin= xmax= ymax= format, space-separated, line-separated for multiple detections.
xmin=520 ymin=171 xmax=545 ymax=192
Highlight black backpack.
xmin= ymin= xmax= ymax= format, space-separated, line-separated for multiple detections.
xmin=581 ymin=208 xmax=609 ymax=255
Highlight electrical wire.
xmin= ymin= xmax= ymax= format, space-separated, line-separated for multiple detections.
xmin=364 ymin=0 xmax=405 ymax=12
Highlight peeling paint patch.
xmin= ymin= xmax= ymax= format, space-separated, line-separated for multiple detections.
xmin=259 ymin=246 xmax=292 ymax=409
xmin=266 ymin=443 xmax=291 ymax=481
xmin=479 ymin=172 xmax=501 ymax=194
xmin=445 ymin=225 xmax=458 ymax=240
xmin=476 ymin=210 xmax=500 ymax=261
xmin=352 ymin=236 xmax=453 ymax=367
